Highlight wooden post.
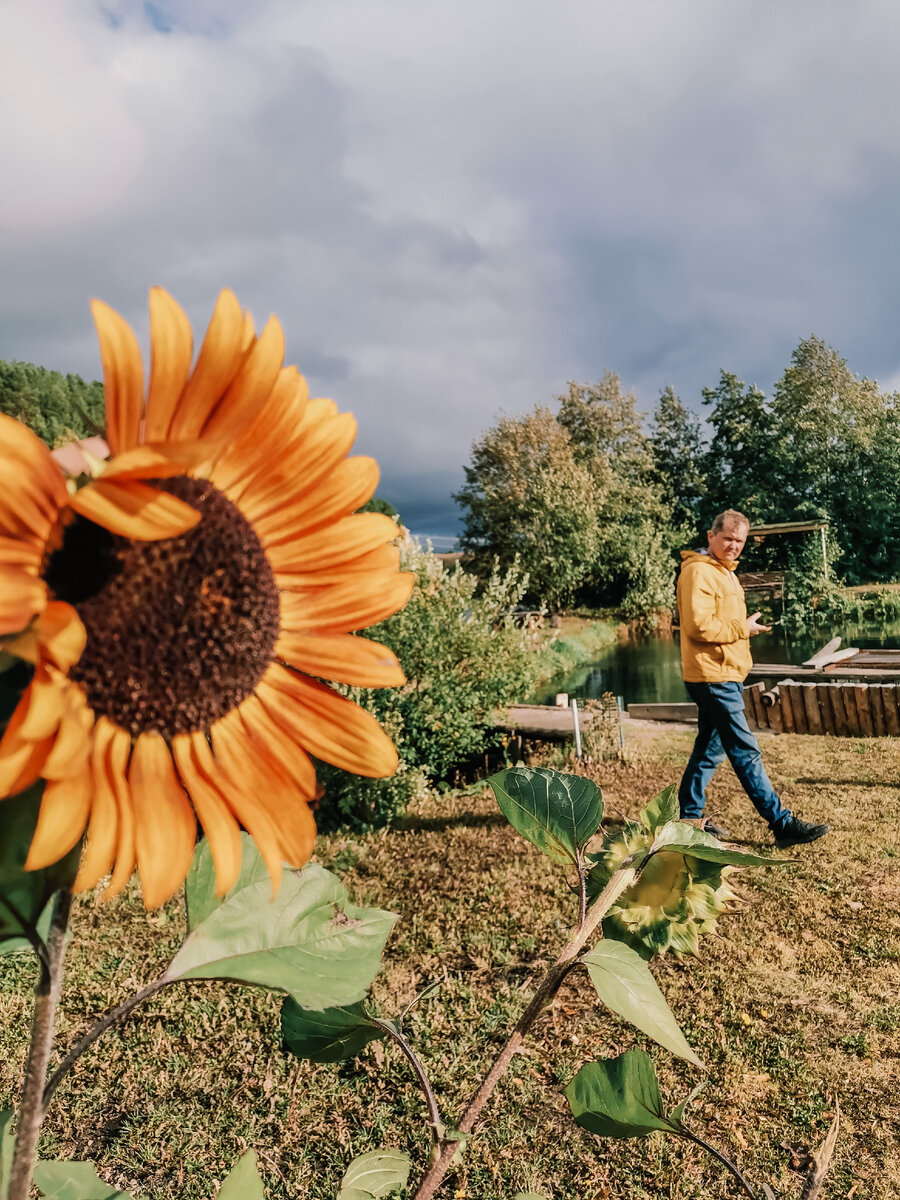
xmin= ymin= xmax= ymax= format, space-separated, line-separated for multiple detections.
xmin=854 ymin=684 xmax=875 ymax=737
xmin=881 ymin=685 xmax=900 ymax=737
xmin=766 ymin=695 xmax=784 ymax=733
xmin=818 ymin=686 xmax=836 ymax=736
xmin=785 ymin=682 xmax=807 ymax=732
xmin=869 ymin=684 xmax=887 ymax=738
xmin=778 ymin=681 xmax=795 ymax=733
xmin=802 ymin=684 xmax=824 ymax=734
xmin=744 ymin=682 xmax=767 ymax=729
xmin=841 ymin=683 xmax=860 ymax=735
xmin=829 ymin=685 xmax=849 ymax=737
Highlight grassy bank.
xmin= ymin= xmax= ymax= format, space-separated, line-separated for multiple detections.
xmin=1 ymin=726 xmax=898 ymax=1198
xmin=531 ymin=617 xmax=619 ymax=693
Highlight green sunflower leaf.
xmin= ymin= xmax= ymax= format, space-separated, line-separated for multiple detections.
xmin=651 ymin=821 xmax=793 ymax=867
xmin=167 ymin=862 xmax=397 ymax=1009
xmin=281 ymin=999 xmax=384 ymax=1063
xmin=217 ymin=1150 xmax=264 ymax=1199
xmin=1 ymin=1109 xmax=14 ymax=1200
xmin=582 ymin=940 xmax=703 ymax=1067
xmin=184 ymin=833 xmax=271 ymax=930
xmin=31 ymin=1159 xmax=134 ymax=1199
xmin=565 ymin=1050 xmax=676 ymax=1138
xmin=336 ymin=1149 xmax=411 ymax=1199
xmin=0 ymin=785 xmax=79 ymax=954
xmin=488 ymin=767 xmax=603 ymax=865
xmin=639 ymin=784 xmax=679 ymax=832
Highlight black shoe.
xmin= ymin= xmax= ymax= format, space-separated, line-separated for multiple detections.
xmin=702 ymin=818 xmax=731 ymax=840
xmin=773 ymin=816 xmax=829 ymax=849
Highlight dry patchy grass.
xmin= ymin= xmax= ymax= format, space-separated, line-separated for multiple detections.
xmin=1 ymin=727 xmax=898 ymax=1198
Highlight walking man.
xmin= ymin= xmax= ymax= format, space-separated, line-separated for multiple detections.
xmin=677 ymin=509 xmax=829 ymax=848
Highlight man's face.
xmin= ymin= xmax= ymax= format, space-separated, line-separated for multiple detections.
xmin=707 ymin=520 xmax=749 ymax=563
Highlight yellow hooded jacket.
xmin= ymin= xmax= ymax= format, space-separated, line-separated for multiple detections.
xmin=676 ymin=549 xmax=752 ymax=683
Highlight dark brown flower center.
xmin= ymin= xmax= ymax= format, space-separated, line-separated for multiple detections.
xmin=44 ymin=476 xmax=280 ymax=737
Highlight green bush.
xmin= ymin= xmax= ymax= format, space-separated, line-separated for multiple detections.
xmin=317 ymin=535 xmax=539 ymax=830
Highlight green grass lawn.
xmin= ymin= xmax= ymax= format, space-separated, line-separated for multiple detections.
xmin=2 ymin=725 xmax=898 ymax=1198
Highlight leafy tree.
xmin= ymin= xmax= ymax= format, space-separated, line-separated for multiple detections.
xmin=359 ymin=496 xmax=400 ymax=520
xmin=454 ymin=406 xmax=600 ymax=609
xmin=648 ymin=386 xmax=707 ymax=537
xmin=701 ymin=370 xmax=776 ymax=523
xmin=0 ymin=360 xmax=104 ymax=448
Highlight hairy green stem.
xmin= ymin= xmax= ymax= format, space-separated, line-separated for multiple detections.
xmin=410 ymin=864 xmax=636 ymax=1200
xmin=7 ymin=889 xmax=72 ymax=1200
xmin=42 ymin=977 xmax=171 ymax=1109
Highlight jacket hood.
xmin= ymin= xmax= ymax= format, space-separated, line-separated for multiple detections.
xmin=680 ymin=549 xmax=740 ymax=571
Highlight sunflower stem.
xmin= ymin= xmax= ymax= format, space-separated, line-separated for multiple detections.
xmin=42 ymin=976 xmax=171 ymax=1109
xmin=410 ymin=864 xmax=636 ymax=1200
xmin=7 ymin=888 xmax=72 ymax=1200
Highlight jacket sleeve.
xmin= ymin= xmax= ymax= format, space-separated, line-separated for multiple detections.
xmin=680 ymin=565 xmax=747 ymax=645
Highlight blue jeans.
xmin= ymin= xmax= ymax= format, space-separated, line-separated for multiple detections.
xmin=678 ymin=681 xmax=789 ymax=831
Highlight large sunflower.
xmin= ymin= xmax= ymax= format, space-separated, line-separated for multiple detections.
xmin=0 ymin=288 xmax=413 ymax=908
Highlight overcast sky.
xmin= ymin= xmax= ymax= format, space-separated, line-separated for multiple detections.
xmin=3 ymin=0 xmax=900 ymax=540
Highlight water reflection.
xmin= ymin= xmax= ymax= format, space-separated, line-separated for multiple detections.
xmin=535 ymin=618 xmax=900 ymax=707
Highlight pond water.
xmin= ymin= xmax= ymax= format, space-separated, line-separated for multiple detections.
xmin=534 ymin=618 xmax=900 ymax=707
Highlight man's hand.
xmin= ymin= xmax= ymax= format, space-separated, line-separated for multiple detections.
xmin=747 ymin=611 xmax=771 ymax=636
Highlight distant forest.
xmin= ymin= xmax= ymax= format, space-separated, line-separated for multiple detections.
xmin=0 ymin=360 xmax=104 ymax=448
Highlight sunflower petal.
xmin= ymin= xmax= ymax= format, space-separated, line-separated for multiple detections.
xmin=69 ymin=478 xmax=201 ymax=540
xmin=237 ymin=696 xmax=318 ymax=794
xmin=276 ymin=632 xmax=405 ymax=688
xmin=73 ymin=719 xmax=120 ymax=892
xmin=42 ymin=692 xmax=93 ymax=780
xmin=171 ymin=732 xmax=243 ymax=897
xmin=255 ymin=456 xmax=379 ymax=543
xmin=0 ymin=568 xmax=46 ymax=634
xmin=201 ymin=315 xmax=285 ymax=441
xmin=279 ymin=570 xmax=415 ymax=635
xmin=100 ymin=440 xmax=216 ymax=482
xmin=191 ymin=730 xmax=284 ymax=891
xmin=24 ymin=759 xmax=92 ymax=871
xmin=0 ymin=414 xmax=69 ymax=509
xmin=259 ymin=665 xmax=399 ymax=778
xmin=208 ymin=367 xmax=309 ymax=494
xmin=238 ymin=413 xmax=357 ymax=520
xmin=275 ymin=543 xmax=401 ymax=588
xmin=104 ymin=723 xmax=136 ymax=899
xmin=167 ymin=289 xmax=246 ymax=440
xmin=144 ymin=287 xmax=194 ymax=443
xmin=265 ymin=512 xmax=398 ymax=575
xmin=129 ymin=732 xmax=197 ymax=909
xmin=34 ymin=602 xmax=86 ymax=672
xmin=91 ymin=299 xmax=144 ymax=454
xmin=0 ymin=536 xmax=42 ymax=571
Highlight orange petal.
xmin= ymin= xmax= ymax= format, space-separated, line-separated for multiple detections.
xmin=212 ymin=710 xmax=316 ymax=869
xmin=0 ymin=567 xmax=46 ymax=635
xmin=265 ymin=512 xmax=398 ymax=575
xmin=190 ymin=730 xmax=284 ymax=890
xmin=276 ymin=632 xmax=405 ymax=688
xmin=254 ymin=456 xmax=379 ymax=543
xmin=35 ymin=602 xmax=86 ymax=672
xmin=69 ymin=478 xmax=201 ymax=540
xmin=237 ymin=695 xmax=318 ymax=794
xmin=73 ymin=719 xmax=120 ymax=892
xmin=42 ymin=692 xmax=93 ymax=780
xmin=279 ymin=570 xmax=415 ymax=634
xmin=24 ymin=758 xmax=92 ymax=871
xmin=91 ymin=299 xmax=144 ymax=455
xmin=208 ymin=367 xmax=309 ymax=495
xmin=200 ymin=314 xmax=285 ymax=441
xmin=104 ymin=723 xmax=136 ymax=899
xmin=16 ymin=676 xmax=65 ymax=741
xmin=0 ymin=536 xmax=41 ymax=571
xmin=144 ymin=287 xmax=194 ymax=443
xmin=100 ymin=440 xmax=216 ymax=482
xmin=129 ymin=732 xmax=197 ymax=909
xmin=275 ymin=543 xmax=400 ymax=588
xmin=258 ymin=665 xmax=399 ymax=778
xmin=0 ymin=414 xmax=69 ymax=510
xmin=171 ymin=732 xmax=243 ymax=897
xmin=237 ymin=413 xmax=357 ymax=521
xmin=167 ymin=289 xmax=246 ymax=441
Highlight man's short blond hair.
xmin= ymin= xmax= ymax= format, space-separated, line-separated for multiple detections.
xmin=710 ymin=509 xmax=749 ymax=534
